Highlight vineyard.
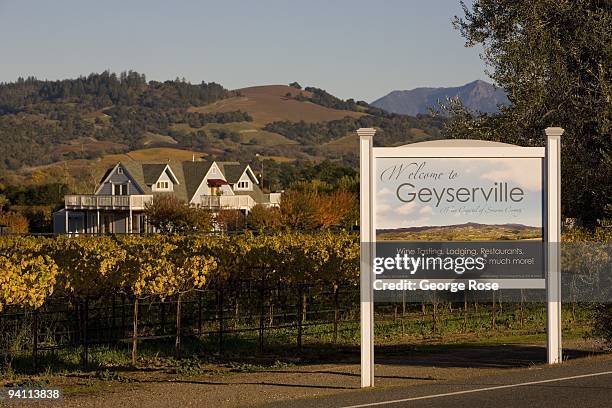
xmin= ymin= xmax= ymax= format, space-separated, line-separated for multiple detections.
xmin=0 ymin=232 xmax=360 ymax=370
xmin=0 ymin=230 xmax=609 ymax=374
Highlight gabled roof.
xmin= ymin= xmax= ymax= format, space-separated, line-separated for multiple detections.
xmin=219 ymin=162 xmax=259 ymax=185
xmin=98 ymin=167 xmax=113 ymax=185
xmin=95 ymin=162 xmax=146 ymax=195
xmin=95 ymin=159 xmax=269 ymax=204
xmin=182 ymin=161 xmax=214 ymax=201
xmin=219 ymin=162 xmax=245 ymax=184
xmin=142 ymin=163 xmax=180 ymax=185
xmin=142 ymin=164 xmax=167 ymax=185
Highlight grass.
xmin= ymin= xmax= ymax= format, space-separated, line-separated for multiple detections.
xmin=0 ymin=303 xmax=601 ymax=386
xmin=141 ymin=132 xmax=178 ymax=146
xmin=0 ymin=302 xmax=603 ymax=404
xmin=188 ymin=85 xmax=364 ymax=127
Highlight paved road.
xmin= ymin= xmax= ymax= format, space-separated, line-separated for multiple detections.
xmin=263 ymin=358 xmax=612 ymax=408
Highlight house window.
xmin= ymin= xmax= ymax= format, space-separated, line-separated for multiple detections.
xmin=237 ymin=181 xmax=250 ymax=189
xmin=156 ymin=181 xmax=169 ymax=189
xmin=117 ymin=167 xmax=123 ymax=174
xmin=211 ymin=167 xmax=217 ymax=175
xmin=113 ymin=184 xmax=128 ymax=196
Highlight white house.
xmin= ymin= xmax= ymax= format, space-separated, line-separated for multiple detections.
xmin=53 ymin=160 xmax=281 ymax=234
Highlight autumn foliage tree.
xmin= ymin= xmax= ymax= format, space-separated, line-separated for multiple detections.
xmin=246 ymin=204 xmax=281 ymax=231
xmin=0 ymin=211 xmax=29 ymax=233
xmin=145 ymin=194 xmax=213 ymax=233
xmin=279 ymin=190 xmax=357 ymax=230
xmin=215 ymin=209 xmax=245 ymax=232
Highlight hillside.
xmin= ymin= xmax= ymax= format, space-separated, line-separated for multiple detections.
xmin=190 ymin=85 xmax=364 ymax=126
xmin=0 ymin=72 xmax=447 ymax=192
xmin=372 ymin=80 xmax=509 ymax=116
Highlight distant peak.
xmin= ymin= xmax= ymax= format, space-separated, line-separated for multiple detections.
xmin=372 ymin=79 xmax=509 ymax=116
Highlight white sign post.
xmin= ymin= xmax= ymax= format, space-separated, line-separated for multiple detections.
xmin=546 ymin=127 xmax=564 ymax=364
xmin=358 ymin=127 xmax=563 ymax=387
xmin=358 ymin=127 xmax=376 ymax=388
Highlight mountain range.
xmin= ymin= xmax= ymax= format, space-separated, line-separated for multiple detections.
xmin=371 ymin=80 xmax=509 ymax=116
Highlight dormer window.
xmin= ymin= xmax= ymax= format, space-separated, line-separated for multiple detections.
xmin=117 ymin=167 xmax=123 ymax=174
xmin=236 ymin=181 xmax=250 ymax=190
xmin=156 ymin=181 xmax=169 ymax=189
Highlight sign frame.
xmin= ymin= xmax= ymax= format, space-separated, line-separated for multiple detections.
xmin=358 ymin=128 xmax=564 ymax=388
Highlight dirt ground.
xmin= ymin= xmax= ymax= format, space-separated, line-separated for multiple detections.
xmin=4 ymin=339 xmax=609 ymax=408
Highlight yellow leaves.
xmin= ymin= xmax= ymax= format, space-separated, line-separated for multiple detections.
xmin=48 ymin=236 xmax=126 ymax=297
xmin=0 ymin=231 xmax=359 ymax=310
xmin=0 ymin=253 xmax=58 ymax=311
xmin=115 ymin=235 xmax=216 ymax=299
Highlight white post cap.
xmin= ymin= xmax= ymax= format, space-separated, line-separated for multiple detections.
xmin=545 ymin=127 xmax=564 ymax=137
xmin=357 ymin=127 xmax=376 ymax=138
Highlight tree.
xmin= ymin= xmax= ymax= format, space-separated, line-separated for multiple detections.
xmin=277 ymin=189 xmax=357 ymax=230
xmin=315 ymin=191 xmax=358 ymax=229
xmin=0 ymin=211 xmax=29 ymax=233
xmin=279 ymin=190 xmax=318 ymax=230
xmin=448 ymin=0 xmax=612 ymax=226
xmin=246 ymin=205 xmax=281 ymax=231
xmin=215 ymin=209 xmax=245 ymax=232
xmin=144 ymin=194 xmax=212 ymax=233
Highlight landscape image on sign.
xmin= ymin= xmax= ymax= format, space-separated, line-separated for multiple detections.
xmin=375 ymin=157 xmax=543 ymax=241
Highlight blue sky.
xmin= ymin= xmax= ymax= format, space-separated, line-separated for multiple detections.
xmin=0 ymin=0 xmax=487 ymax=101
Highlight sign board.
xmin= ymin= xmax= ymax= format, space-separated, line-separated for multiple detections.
xmin=359 ymin=129 xmax=563 ymax=388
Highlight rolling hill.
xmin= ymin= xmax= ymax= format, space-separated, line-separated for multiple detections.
xmin=372 ymin=80 xmax=509 ymax=116
xmin=0 ymin=72 xmax=446 ymax=192
xmin=190 ymin=85 xmax=364 ymax=126
xmin=377 ymin=222 xmax=542 ymax=241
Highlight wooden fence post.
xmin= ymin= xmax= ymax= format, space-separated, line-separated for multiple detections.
xmin=160 ymin=300 xmax=166 ymax=335
xmin=32 ymin=309 xmax=38 ymax=372
xmin=333 ymin=284 xmax=339 ymax=344
xmin=175 ymin=294 xmax=182 ymax=359
xmin=297 ymin=283 xmax=303 ymax=351
xmin=234 ymin=282 xmax=240 ymax=330
xmin=131 ymin=297 xmax=138 ymax=366
xmin=218 ymin=285 xmax=224 ymax=354
xmin=121 ymin=295 xmax=126 ymax=337
xmin=82 ymin=298 xmax=89 ymax=368
xmin=258 ymin=277 xmax=265 ymax=352
xmin=111 ymin=294 xmax=116 ymax=341
xmin=198 ymin=290 xmax=203 ymax=335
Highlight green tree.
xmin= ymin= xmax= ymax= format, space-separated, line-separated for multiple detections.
xmin=448 ymin=0 xmax=611 ymax=226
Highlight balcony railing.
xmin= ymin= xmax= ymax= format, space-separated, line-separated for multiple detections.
xmin=200 ymin=195 xmax=256 ymax=210
xmin=65 ymin=195 xmax=153 ymax=210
